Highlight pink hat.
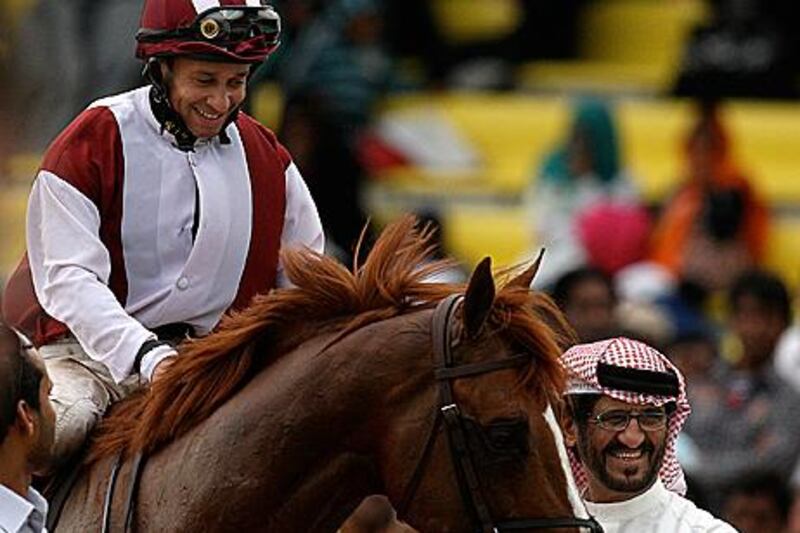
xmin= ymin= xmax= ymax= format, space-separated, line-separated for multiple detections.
xmin=576 ymin=201 xmax=651 ymax=276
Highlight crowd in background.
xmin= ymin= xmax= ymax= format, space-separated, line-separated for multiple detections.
xmin=2 ymin=1 xmax=800 ymax=532
xmin=547 ymin=261 xmax=800 ymax=533
xmin=528 ymin=94 xmax=800 ymax=532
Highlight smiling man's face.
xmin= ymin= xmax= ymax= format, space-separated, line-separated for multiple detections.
xmin=566 ymin=396 xmax=668 ymax=503
xmin=165 ymin=57 xmax=249 ymax=139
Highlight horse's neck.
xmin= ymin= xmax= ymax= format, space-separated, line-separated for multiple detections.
xmin=267 ymin=452 xmax=383 ymax=531
xmin=138 ymin=311 xmax=433 ymax=531
xmin=255 ymin=313 xmax=435 ymax=528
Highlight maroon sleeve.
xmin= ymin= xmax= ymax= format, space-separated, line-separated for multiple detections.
xmin=41 ymin=106 xmax=124 ymax=211
xmin=3 ymin=106 xmax=126 ymax=345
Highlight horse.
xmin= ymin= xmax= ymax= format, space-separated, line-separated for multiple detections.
xmin=51 ymin=216 xmax=597 ymax=532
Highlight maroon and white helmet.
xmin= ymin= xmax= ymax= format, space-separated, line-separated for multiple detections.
xmin=136 ymin=0 xmax=281 ymax=63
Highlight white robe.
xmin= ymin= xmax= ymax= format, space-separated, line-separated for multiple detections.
xmin=584 ymin=479 xmax=737 ymax=533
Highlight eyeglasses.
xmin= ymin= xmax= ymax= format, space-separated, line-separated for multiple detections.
xmin=589 ymin=408 xmax=668 ymax=432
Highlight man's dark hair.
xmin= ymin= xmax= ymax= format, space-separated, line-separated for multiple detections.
xmin=565 ymin=394 xmax=603 ymax=425
xmin=551 ymin=267 xmax=616 ymax=310
xmin=724 ymin=470 xmax=792 ymax=522
xmin=729 ymin=270 xmax=792 ymax=327
xmin=702 ymin=187 xmax=745 ymax=241
xmin=0 ymin=325 xmax=43 ymax=444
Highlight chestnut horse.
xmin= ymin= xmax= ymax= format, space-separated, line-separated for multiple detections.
xmin=52 ymin=216 xmax=593 ymax=532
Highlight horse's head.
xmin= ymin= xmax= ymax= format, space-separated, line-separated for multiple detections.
xmin=377 ymin=257 xmax=599 ymax=532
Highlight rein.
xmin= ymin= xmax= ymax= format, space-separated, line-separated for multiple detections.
xmin=101 ymin=452 xmax=146 ymax=533
xmin=399 ymin=294 xmax=604 ymax=533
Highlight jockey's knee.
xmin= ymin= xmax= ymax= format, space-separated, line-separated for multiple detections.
xmin=51 ymin=396 xmax=105 ymax=466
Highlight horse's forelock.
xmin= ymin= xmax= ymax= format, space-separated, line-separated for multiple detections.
xmin=493 ymin=287 xmax=572 ymax=397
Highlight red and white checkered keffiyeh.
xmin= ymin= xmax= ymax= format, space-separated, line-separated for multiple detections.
xmin=561 ymin=337 xmax=691 ymax=495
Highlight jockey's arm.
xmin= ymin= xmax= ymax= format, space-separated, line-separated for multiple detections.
xmin=276 ymin=162 xmax=325 ymax=287
xmin=27 ymin=171 xmax=168 ymax=383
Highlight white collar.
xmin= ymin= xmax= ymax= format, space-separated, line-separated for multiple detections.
xmin=0 ymin=484 xmax=48 ymax=533
xmin=583 ymin=478 xmax=669 ymax=522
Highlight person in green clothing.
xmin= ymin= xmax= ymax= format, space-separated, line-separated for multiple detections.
xmin=525 ymin=98 xmax=643 ymax=287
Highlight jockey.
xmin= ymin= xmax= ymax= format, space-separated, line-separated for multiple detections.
xmin=558 ymin=337 xmax=735 ymax=532
xmin=2 ymin=0 xmax=323 ymax=468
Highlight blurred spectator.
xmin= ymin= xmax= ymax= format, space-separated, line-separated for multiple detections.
xmin=674 ymin=0 xmax=797 ymax=99
xmin=790 ymin=491 xmax=800 ymax=533
xmin=614 ymin=301 xmax=674 ymax=351
xmin=774 ymin=284 xmax=800 ymax=394
xmin=721 ymin=471 xmax=791 ymax=533
xmin=279 ymin=0 xmax=391 ymax=261
xmin=382 ymin=0 xmax=449 ymax=86
xmin=250 ymin=0 xmax=325 ymax=81
xmin=684 ymin=270 xmax=800 ymax=509
xmin=437 ymin=1 xmax=586 ymax=89
xmin=550 ymin=267 xmax=619 ymax=343
xmin=649 ymin=102 xmax=769 ymax=295
xmin=729 ymin=270 xmax=792 ymax=372
xmin=526 ymin=98 xmax=642 ymax=287
xmin=665 ymin=329 xmax=718 ymax=386
xmin=576 ymin=201 xmax=651 ymax=279
xmin=10 ymin=0 xmax=142 ymax=150
xmin=615 ymin=262 xmax=677 ymax=305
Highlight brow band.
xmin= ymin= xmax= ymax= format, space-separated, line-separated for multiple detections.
xmin=596 ymin=362 xmax=680 ymax=398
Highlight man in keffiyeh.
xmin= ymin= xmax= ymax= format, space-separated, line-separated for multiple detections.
xmin=559 ymin=337 xmax=736 ymax=532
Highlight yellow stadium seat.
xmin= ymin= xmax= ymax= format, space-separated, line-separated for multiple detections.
xmin=518 ymin=0 xmax=708 ymax=95
xmin=766 ymin=219 xmax=800 ymax=290
xmin=250 ymin=82 xmax=283 ymax=131
xmin=432 ymin=0 xmax=521 ymax=43
xmin=579 ymin=0 xmax=707 ymax=66
xmin=445 ymin=207 xmax=531 ymax=268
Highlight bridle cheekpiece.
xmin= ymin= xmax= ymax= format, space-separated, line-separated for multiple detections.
xmin=398 ymin=294 xmax=603 ymax=532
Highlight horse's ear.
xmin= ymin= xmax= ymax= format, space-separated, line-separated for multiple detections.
xmin=507 ymin=248 xmax=545 ymax=289
xmin=463 ymin=257 xmax=495 ymax=338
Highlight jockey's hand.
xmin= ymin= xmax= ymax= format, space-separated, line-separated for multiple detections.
xmin=151 ymin=355 xmax=177 ymax=383
xmin=138 ymin=340 xmax=179 ymax=382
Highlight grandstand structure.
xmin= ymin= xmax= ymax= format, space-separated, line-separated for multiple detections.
xmin=2 ymin=0 xmax=798 ymax=290
xmin=365 ymin=94 xmax=800 ymax=288
xmin=363 ymin=0 xmax=800 ymax=289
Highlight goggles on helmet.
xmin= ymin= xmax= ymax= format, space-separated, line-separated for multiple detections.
xmin=137 ymin=6 xmax=280 ymax=50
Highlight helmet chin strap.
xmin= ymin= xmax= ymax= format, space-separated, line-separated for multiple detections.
xmin=143 ymin=57 xmax=244 ymax=152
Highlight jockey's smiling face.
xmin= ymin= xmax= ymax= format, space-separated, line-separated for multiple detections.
xmin=163 ymin=57 xmax=249 ymax=139
xmin=565 ymin=396 xmax=668 ymax=503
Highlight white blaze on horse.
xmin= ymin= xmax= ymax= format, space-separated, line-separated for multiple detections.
xmin=51 ymin=216 xmax=597 ymax=532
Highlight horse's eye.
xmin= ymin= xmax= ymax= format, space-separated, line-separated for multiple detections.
xmin=485 ymin=418 xmax=529 ymax=456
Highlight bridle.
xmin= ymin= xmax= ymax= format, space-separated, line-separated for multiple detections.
xmin=398 ymin=294 xmax=603 ymax=532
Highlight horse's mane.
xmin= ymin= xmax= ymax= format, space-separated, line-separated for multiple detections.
xmin=90 ymin=216 xmax=571 ymax=461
